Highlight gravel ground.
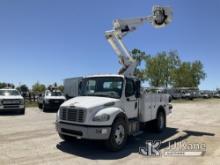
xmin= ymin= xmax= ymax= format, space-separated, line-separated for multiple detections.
xmin=0 ymin=99 xmax=220 ymax=165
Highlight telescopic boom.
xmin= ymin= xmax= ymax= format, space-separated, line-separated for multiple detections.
xmin=105 ymin=6 xmax=172 ymax=77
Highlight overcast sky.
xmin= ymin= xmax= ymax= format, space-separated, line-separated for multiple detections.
xmin=0 ymin=0 xmax=219 ymax=89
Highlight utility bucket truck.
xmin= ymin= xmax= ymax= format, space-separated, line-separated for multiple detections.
xmin=56 ymin=6 xmax=173 ymax=151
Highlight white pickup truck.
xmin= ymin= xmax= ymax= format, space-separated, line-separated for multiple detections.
xmin=56 ymin=75 xmax=172 ymax=151
xmin=37 ymin=90 xmax=66 ymax=112
xmin=0 ymin=89 xmax=25 ymax=114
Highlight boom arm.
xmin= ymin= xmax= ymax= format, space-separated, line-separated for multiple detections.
xmin=105 ymin=6 xmax=172 ymax=77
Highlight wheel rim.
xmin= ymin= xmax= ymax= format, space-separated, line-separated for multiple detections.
xmin=114 ymin=124 xmax=125 ymax=145
xmin=159 ymin=113 xmax=164 ymax=129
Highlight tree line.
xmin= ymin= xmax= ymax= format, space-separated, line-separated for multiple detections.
xmin=0 ymin=49 xmax=206 ymax=92
xmin=0 ymin=82 xmax=64 ymax=96
xmin=132 ymin=49 xmax=206 ymax=88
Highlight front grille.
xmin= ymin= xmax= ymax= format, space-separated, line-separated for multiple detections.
xmin=2 ymin=99 xmax=20 ymax=105
xmin=49 ymin=99 xmax=64 ymax=105
xmin=60 ymin=107 xmax=85 ymax=123
xmin=3 ymin=105 xmax=19 ymax=109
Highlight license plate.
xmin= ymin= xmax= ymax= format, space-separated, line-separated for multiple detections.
xmin=3 ymin=100 xmax=19 ymax=104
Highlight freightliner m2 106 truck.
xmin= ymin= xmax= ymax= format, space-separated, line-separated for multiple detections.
xmin=56 ymin=5 xmax=173 ymax=151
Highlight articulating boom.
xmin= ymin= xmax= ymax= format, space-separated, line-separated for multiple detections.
xmin=105 ymin=6 xmax=172 ymax=77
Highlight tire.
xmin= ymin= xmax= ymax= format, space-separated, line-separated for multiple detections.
xmin=38 ymin=103 xmax=42 ymax=109
xmin=105 ymin=118 xmax=128 ymax=151
xmin=42 ymin=104 xmax=47 ymax=112
xmin=189 ymin=97 xmax=193 ymax=100
xmin=59 ymin=133 xmax=76 ymax=142
xmin=153 ymin=111 xmax=166 ymax=133
xmin=18 ymin=108 xmax=25 ymax=115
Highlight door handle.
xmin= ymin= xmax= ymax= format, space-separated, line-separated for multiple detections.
xmin=135 ymin=102 xmax=138 ymax=109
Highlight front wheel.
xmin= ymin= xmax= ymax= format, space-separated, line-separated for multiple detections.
xmin=18 ymin=108 xmax=25 ymax=115
xmin=42 ymin=104 xmax=47 ymax=112
xmin=38 ymin=103 xmax=42 ymax=109
xmin=105 ymin=118 xmax=128 ymax=151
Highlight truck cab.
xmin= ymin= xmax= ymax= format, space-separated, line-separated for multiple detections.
xmin=38 ymin=90 xmax=66 ymax=112
xmin=56 ymin=75 xmax=172 ymax=151
xmin=0 ymin=89 xmax=25 ymax=114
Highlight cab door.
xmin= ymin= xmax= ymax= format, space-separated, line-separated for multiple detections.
xmin=123 ymin=78 xmax=138 ymax=119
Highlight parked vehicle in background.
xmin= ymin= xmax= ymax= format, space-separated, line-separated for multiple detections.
xmin=64 ymin=77 xmax=83 ymax=99
xmin=182 ymin=92 xmax=193 ymax=100
xmin=0 ymin=89 xmax=25 ymax=114
xmin=192 ymin=90 xmax=202 ymax=99
xmin=214 ymin=90 xmax=220 ymax=98
xmin=37 ymin=90 xmax=66 ymax=112
xmin=200 ymin=90 xmax=212 ymax=99
xmin=144 ymin=87 xmax=202 ymax=100
xmin=163 ymin=88 xmax=182 ymax=100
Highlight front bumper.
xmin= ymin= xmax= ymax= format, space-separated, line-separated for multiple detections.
xmin=0 ymin=105 xmax=25 ymax=111
xmin=44 ymin=101 xmax=65 ymax=110
xmin=56 ymin=121 xmax=111 ymax=140
xmin=44 ymin=104 xmax=60 ymax=110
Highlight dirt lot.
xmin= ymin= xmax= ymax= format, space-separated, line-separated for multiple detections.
xmin=0 ymin=99 xmax=220 ymax=165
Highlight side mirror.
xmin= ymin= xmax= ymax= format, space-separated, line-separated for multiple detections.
xmin=135 ymin=80 xmax=141 ymax=98
xmin=79 ymin=81 xmax=82 ymax=90
xmin=78 ymin=81 xmax=82 ymax=95
xmin=169 ymin=95 xmax=172 ymax=103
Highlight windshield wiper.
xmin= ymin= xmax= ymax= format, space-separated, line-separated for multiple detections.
xmin=82 ymin=93 xmax=118 ymax=98
xmin=93 ymin=93 xmax=118 ymax=98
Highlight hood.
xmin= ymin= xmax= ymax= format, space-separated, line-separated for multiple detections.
xmin=45 ymin=96 xmax=66 ymax=100
xmin=0 ymin=95 xmax=23 ymax=100
xmin=61 ymin=96 xmax=119 ymax=109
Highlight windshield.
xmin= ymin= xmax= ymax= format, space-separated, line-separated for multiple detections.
xmin=80 ymin=77 xmax=123 ymax=99
xmin=46 ymin=91 xmax=63 ymax=96
xmin=0 ymin=90 xmax=20 ymax=96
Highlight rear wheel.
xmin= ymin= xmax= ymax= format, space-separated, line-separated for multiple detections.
xmin=105 ymin=118 xmax=128 ymax=151
xmin=153 ymin=111 xmax=166 ymax=132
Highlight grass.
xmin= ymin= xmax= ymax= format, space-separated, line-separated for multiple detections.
xmin=25 ymin=101 xmax=38 ymax=107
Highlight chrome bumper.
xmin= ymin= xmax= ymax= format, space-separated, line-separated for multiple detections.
xmin=56 ymin=121 xmax=111 ymax=140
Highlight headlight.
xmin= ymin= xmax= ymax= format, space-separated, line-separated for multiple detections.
xmin=45 ymin=99 xmax=50 ymax=104
xmin=56 ymin=109 xmax=60 ymax=121
xmin=93 ymin=113 xmax=110 ymax=122
xmin=20 ymin=99 xmax=24 ymax=105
